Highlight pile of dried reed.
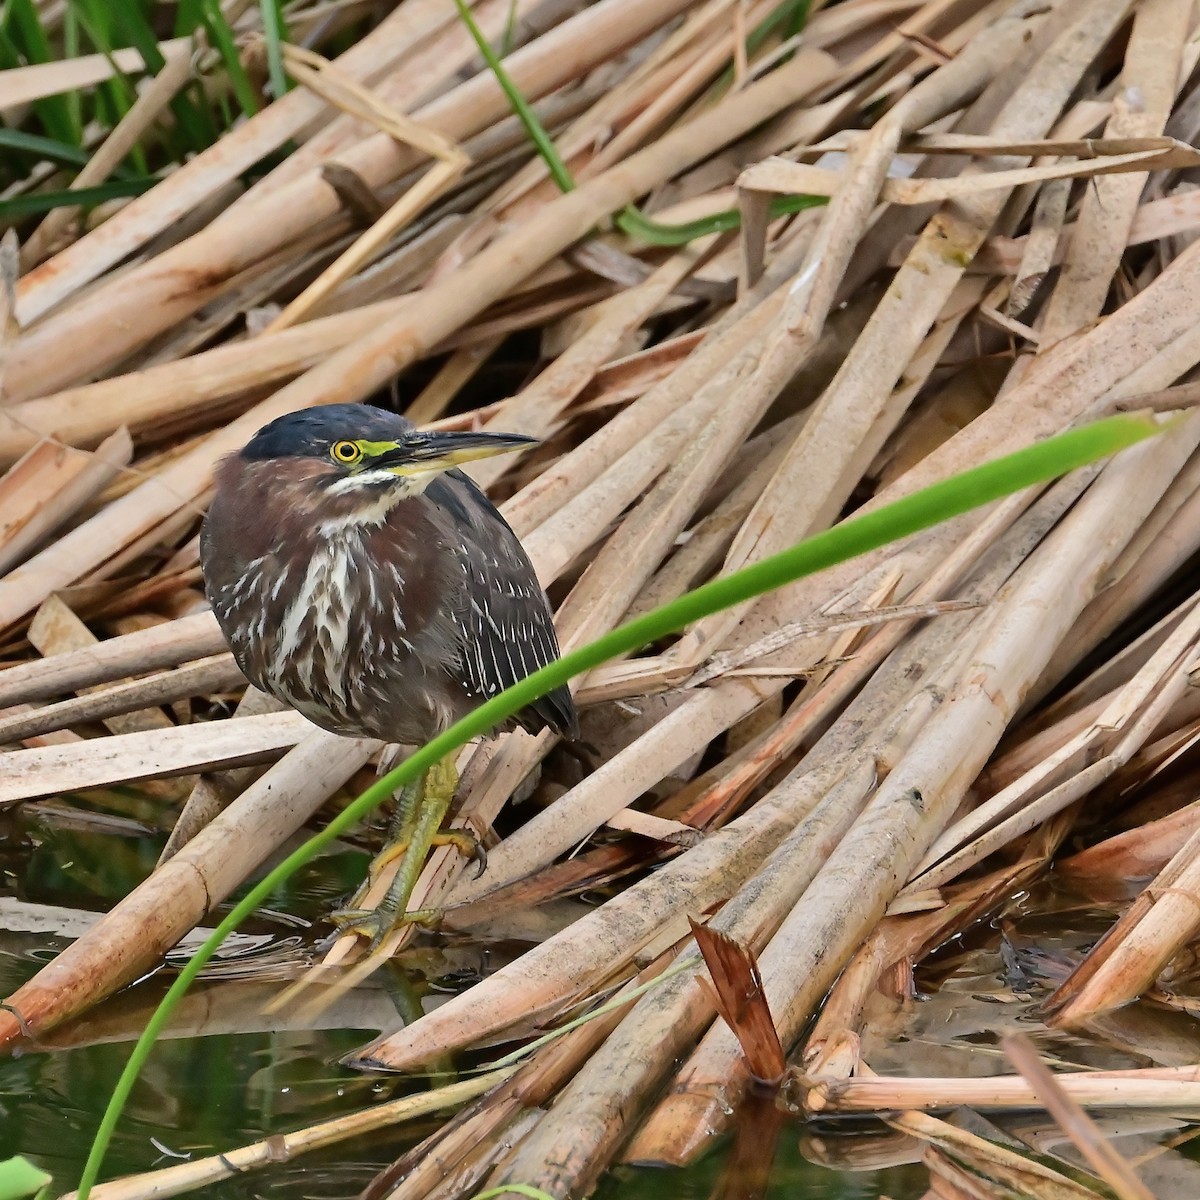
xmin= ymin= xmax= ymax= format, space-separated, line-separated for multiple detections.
xmin=6 ymin=0 xmax=1200 ymax=1195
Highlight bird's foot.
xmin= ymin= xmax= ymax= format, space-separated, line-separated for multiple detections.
xmin=330 ymin=903 xmax=443 ymax=951
xmin=334 ymin=754 xmax=468 ymax=952
xmin=329 ymin=905 xmax=394 ymax=950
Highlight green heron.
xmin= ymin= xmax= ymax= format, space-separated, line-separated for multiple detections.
xmin=200 ymin=404 xmax=577 ymax=946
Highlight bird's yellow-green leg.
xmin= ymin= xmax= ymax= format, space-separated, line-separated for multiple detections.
xmin=333 ymin=756 xmax=481 ymax=949
xmin=346 ymin=776 xmax=424 ymax=907
xmin=387 ymin=775 xmax=425 ymax=845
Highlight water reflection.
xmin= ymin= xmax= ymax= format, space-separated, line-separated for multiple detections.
xmin=3 ymin=813 xmax=1199 ymax=1198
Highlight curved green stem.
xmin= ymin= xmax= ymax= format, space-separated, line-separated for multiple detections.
xmin=615 ymin=194 xmax=828 ymax=246
xmin=76 ymin=413 xmax=1160 ymax=1198
xmin=451 ymin=0 xmax=827 ymax=244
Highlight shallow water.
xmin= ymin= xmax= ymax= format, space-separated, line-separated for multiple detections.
xmin=0 ymin=943 xmax=925 ymax=1198
xmin=2 ymin=802 xmax=1197 ymax=1197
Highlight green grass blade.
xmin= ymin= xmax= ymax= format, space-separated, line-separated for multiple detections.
xmin=61 ymin=4 xmax=83 ymax=142
xmin=615 ymin=193 xmax=827 ymax=246
xmin=68 ymin=0 xmax=212 ymax=158
xmin=780 ymin=0 xmax=811 ymax=40
xmin=710 ymin=0 xmax=814 ymax=98
xmin=96 ymin=0 xmax=164 ymax=71
xmin=0 ymin=177 xmax=156 ymax=220
xmin=1 ymin=0 xmax=81 ymax=145
xmin=452 ymin=0 xmax=573 ymax=192
xmin=0 ymin=129 xmax=142 ymax=183
xmin=200 ymin=0 xmax=260 ymax=116
xmin=0 ymin=129 xmax=95 ymax=170
xmin=3 ymin=0 xmax=55 ymax=67
xmin=749 ymin=0 xmax=811 ymax=55
xmin=75 ymin=413 xmax=1160 ymax=1200
xmin=174 ymin=0 xmax=204 ymax=37
xmin=501 ymin=0 xmax=519 ymax=54
xmin=67 ymin=0 xmax=141 ymax=122
xmin=260 ymin=0 xmax=290 ymax=101
xmin=98 ymin=0 xmax=211 ymax=157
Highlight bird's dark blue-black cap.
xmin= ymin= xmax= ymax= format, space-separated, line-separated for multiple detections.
xmin=241 ymin=404 xmax=415 ymax=460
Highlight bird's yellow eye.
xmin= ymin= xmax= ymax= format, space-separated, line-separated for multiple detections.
xmin=331 ymin=440 xmax=362 ymax=465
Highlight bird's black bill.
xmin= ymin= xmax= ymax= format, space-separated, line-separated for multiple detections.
xmin=377 ymin=430 xmax=539 ymax=471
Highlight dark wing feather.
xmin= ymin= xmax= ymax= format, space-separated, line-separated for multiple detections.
xmin=427 ymin=471 xmax=578 ymax=738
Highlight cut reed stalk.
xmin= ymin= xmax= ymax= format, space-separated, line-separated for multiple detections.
xmin=0 ymin=730 xmax=373 ymax=1047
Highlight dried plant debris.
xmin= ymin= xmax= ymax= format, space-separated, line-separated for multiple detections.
xmin=7 ymin=0 xmax=1200 ymax=1195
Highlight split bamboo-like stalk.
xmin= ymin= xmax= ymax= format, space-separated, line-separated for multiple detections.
xmin=0 ymin=612 xmax=225 ymax=704
xmin=0 ymin=299 xmax=406 ymax=462
xmin=799 ymin=1065 xmax=1200 ymax=1114
xmin=470 ymin=488 xmax=1105 ymax=1184
xmin=0 ymin=654 xmax=241 ymax=743
xmin=906 ymin=586 xmax=1200 ymax=887
xmin=0 ymin=710 xmax=311 ymax=804
xmin=1047 ymin=821 xmax=1200 ymax=1024
xmin=0 ymin=730 xmax=373 ymax=1047
xmin=466 ymin=242 xmax=715 ymax=490
xmin=459 ymin=0 xmax=1153 ymax=907
xmin=353 ymin=742 xmax=843 ymax=1067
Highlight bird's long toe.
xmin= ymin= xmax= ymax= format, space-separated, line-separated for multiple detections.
xmin=329 ymin=905 xmax=395 ymax=951
xmin=431 ymin=829 xmax=486 ymax=877
xmin=330 ymin=901 xmax=444 ymax=950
